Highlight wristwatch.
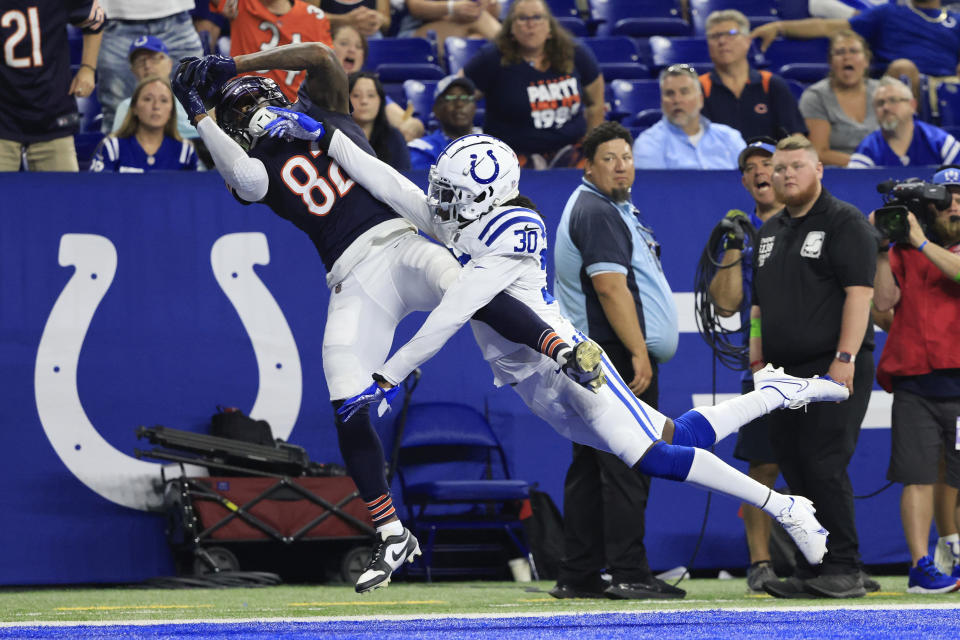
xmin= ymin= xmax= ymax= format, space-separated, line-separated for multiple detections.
xmin=835 ymin=351 xmax=855 ymax=363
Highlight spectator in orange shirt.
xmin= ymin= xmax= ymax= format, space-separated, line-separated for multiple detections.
xmin=214 ymin=0 xmax=332 ymax=101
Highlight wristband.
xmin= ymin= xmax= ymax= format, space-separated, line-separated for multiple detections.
xmin=749 ymin=317 xmax=761 ymax=338
xmin=79 ymin=62 xmax=96 ymax=72
xmin=750 ymin=360 xmax=764 ymax=370
xmin=918 ymin=240 xmax=929 ymax=252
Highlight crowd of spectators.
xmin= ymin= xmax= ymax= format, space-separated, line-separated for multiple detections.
xmin=5 ymin=0 xmax=960 ymax=598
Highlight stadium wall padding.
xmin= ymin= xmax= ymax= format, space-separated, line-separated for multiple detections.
xmin=0 ymin=166 xmax=923 ymax=585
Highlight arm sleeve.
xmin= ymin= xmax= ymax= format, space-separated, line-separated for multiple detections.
xmin=195 ymin=117 xmax=269 ymax=201
xmin=798 ymin=84 xmax=828 ymax=121
xmin=571 ymin=206 xmax=632 ymax=272
xmin=828 ymin=214 xmax=879 ymax=288
xmin=573 ymin=43 xmax=601 ymax=86
xmin=327 ymin=127 xmax=436 ymax=232
xmin=847 ymin=5 xmax=882 ymax=42
xmin=378 ymin=253 xmax=524 ymax=384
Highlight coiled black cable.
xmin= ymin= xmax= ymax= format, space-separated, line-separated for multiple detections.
xmin=693 ymin=214 xmax=760 ymax=372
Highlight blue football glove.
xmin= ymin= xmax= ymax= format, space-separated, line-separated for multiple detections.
xmin=263 ymin=106 xmax=326 ymax=141
xmin=337 ymin=380 xmax=401 ymax=422
xmin=171 ymin=63 xmax=207 ymax=122
xmin=176 ymin=55 xmax=237 ymax=108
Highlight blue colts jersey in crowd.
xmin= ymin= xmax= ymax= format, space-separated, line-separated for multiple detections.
xmin=249 ymin=109 xmax=398 ymax=272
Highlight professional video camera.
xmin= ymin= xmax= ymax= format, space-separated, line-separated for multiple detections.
xmin=874 ymin=178 xmax=952 ymax=243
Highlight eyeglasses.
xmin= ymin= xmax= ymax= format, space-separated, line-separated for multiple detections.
xmin=873 ymin=96 xmax=911 ymax=108
xmin=830 ymin=47 xmax=864 ymax=57
xmin=515 ymin=14 xmax=546 ymax=23
xmin=706 ymin=28 xmax=743 ymax=42
xmin=440 ymin=94 xmax=476 ymax=103
xmin=663 ymin=63 xmax=698 ymax=79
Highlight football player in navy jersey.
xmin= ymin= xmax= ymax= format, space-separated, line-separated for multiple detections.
xmin=171 ymin=42 xmax=602 ymax=593
xmin=0 ymin=0 xmax=105 ymax=171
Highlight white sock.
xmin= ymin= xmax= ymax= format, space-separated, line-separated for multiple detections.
xmin=376 ymin=519 xmax=404 ymax=539
xmin=693 ymin=390 xmax=771 ymax=443
xmin=683 ymin=448 xmax=790 ymax=514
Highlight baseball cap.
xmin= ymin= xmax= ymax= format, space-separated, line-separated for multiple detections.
xmin=933 ymin=166 xmax=960 ymax=186
xmin=128 ymin=35 xmax=169 ymax=62
xmin=737 ymin=137 xmax=777 ymax=172
xmin=434 ymin=75 xmax=476 ymax=101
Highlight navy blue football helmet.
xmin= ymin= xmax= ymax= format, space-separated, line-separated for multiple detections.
xmin=217 ymin=76 xmax=291 ymax=149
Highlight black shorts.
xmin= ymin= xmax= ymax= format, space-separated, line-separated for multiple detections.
xmin=887 ymin=390 xmax=960 ymax=488
xmin=733 ymin=378 xmax=777 ymax=464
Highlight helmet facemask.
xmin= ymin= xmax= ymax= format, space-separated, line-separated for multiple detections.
xmin=217 ymin=77 xmax=290 ymax=150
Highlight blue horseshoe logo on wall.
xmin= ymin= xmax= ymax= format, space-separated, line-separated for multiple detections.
xmin=469 ymin=150 xmax=500 ymax=184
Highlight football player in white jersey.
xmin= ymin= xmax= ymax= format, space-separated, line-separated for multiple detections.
xmin=262 ymin=107 xmax=851 ymax=591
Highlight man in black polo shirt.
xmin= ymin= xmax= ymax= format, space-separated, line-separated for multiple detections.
xmin=698 ymin=9 xmax=806 ymax=141
xmin=750 ymin=134 xmax=878 ymax=599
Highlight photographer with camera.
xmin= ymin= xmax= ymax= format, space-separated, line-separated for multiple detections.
xmin=871 ymin=167 xmax=960 ymax=593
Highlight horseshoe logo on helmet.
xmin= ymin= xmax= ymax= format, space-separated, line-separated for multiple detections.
xmin=34 ymin=233 xmax=302 ymax=511
xmin=469 ymin=150 xmax=500 ymax=184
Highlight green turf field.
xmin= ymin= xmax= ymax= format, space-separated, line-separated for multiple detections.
xmin=1 ymin=577 xmax=957 ymax=624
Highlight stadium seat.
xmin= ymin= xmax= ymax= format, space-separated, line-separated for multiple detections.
xmin=387 ymin=401 xmax=534 ymax=582
xmin=556 ymin=16 xmax=588 ymax=36
xmin=588 ymin=0 xmax=690 ymax=37
xmin=599 ymin=62 xmax=652 ymax=80
xmin=777 ymin=0 xmax=811 ymax=20
xmin=649 ymin=36 xmax=713 ymax=74
xmin=937 ymin=82 xmax=960 ymax=128
xmin=785 ymin=79 xmax=808 ymax=101
xmin=75 ymin=132 xmax=105 ymax=171
xmin=758 ymin=37 xmax=829 ymax=72
xmin=776 ymin=63 xmax=830 ymax=84
xmin=404 ymin=79 xmax=440 ymax=128
xmin=608 ymin=79 xmax=661 ymax=121
xmin=689 ymin=0 xmax=780 ymax=35
xmin=75 ymin=92 xmax=103 ymax=133
xmin=624 ymin=108 xmax=662 ymax=129
xmin=444 ymin=37 xmax=487 ymax=75
xmin=365 ymin=38 xmax=444 ymax=82
xmin=581 ymin=36 xmax=642 ymax=65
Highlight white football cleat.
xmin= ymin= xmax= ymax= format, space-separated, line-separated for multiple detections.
xmin=774 ymin=496 xmax=829 ymax=566
xmin=355 ymin=527 xmax=421 ymax=593
xmin=754 ymin=364 xmax=849 ymax=410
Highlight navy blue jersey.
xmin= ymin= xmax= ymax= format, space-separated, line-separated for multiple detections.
xmin=249 ymin=108 xmax=399 ymax=271
xmin=0 ymin=0 xmax=104 ymax=143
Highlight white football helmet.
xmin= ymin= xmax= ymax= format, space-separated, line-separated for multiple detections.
xmin=427 ymin=134 xmax=520 ymax=230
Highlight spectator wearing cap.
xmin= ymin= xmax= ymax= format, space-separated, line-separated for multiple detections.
xmin=699 ymin=9 xmax=807 ymax=141
xmin=112 ymin=36 xmax=197 ymax=140
xmin=848 ymin=77 xmax=960 ymax=168
xmin=706 ymin=136 xmax=785 ymax=594
xmin=407 ymin=76 xmax=480 ymax=169
xmin=870 ymin=165 xmax=960 ymax=593
xmin=97 ymin=0 xmax=204 ymax=133
xmin=633 ymin=64 xmax=745 ymax=170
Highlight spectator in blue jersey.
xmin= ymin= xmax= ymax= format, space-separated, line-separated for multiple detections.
xmin=699 ymin=10 xmax=807 ymax=142
xmin=809 ymin=0 xmax=887 ymax=19
xmin=633 ymin=64 xmax=745 ymax=170
xmin=112 ymin=36 xmax=197 ymax=141
xmin=847 ymin=76 xmax=960 ymax=168
xmin=90 ymin=76 xmax=197 ymax=172
xmin=97 ymin=0 xmax=205 ymax=133
xmin=462 ymin=0 xmax=604 ymax=169
xmin=348 ymin=71 xmax=410 ymax=170
xmin=0 ymin=0 xmax=105 ymax=172
xmin=752 ymin=1 xmax=960 ymax=103
xmin=408 ymin=75 xmax=479 ymax=170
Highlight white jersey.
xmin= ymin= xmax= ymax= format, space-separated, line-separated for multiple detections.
xmin=327 ymin=129 xmax=572 ymax=386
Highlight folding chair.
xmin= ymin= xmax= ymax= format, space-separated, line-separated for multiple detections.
xmin=390 ymin=401 xmax=534 ymax=581
xmin=365 ymin=38 xmax=444 ymax=82
xmin=649 ymin=36 xmax=714 ymax=75
xmin=608 ymin=79 xmax=661 ymax=121
xmin=588 ymin=0 xmax=690 ymax=37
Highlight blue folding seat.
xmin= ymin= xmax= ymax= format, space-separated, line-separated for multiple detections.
xmin=444 ymin=37 xmax=487 ymax=76
xmin=581 ymin=36 xmax=651 ymax=80
xmin=588 ymin=0 xmax=689 ymax=37
xmin=689 ymin=0 xmax=780 ymax=36
xmin=758 ymin=38 xmax=830 ymax=82
xmin=937 ymin=82 xmax=960 ymax=128
xmin=608 ymin=79 xmax=661 ymax=122
xmin=365 ymin=38 xmax=444 ymax=82
xmin=649 ymin=36 xmax=713 ymax=75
